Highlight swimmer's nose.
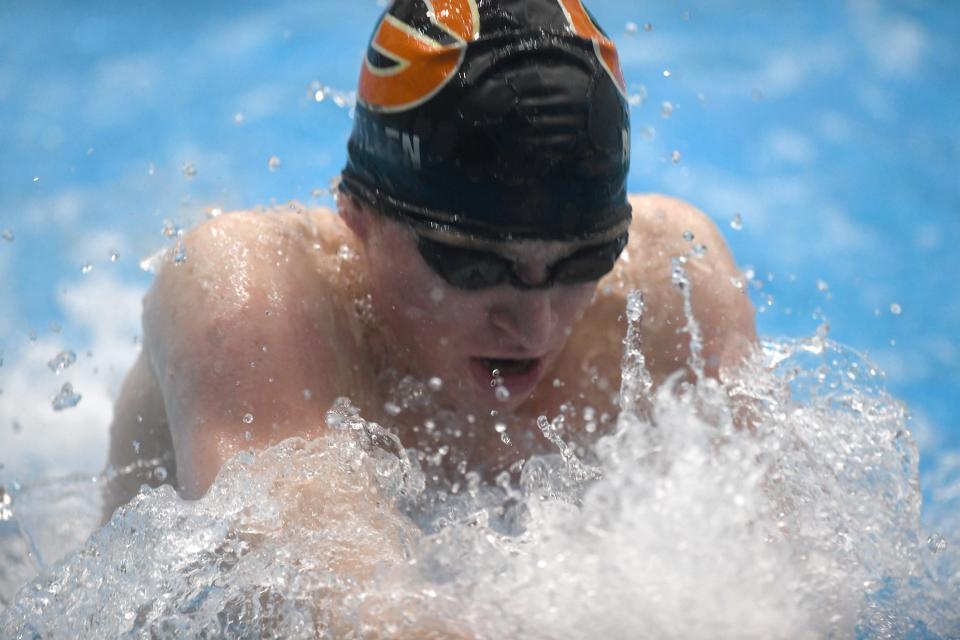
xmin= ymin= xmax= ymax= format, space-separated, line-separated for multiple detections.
xmin=488 ymin=291 xmax=557 ymax=351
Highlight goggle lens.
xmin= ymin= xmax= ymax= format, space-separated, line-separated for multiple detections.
xmin=417 ymin=233 xmax=628 ymax=290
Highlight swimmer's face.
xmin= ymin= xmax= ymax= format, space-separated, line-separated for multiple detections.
xmin=353 ymin=204 xmax=600 ymax=412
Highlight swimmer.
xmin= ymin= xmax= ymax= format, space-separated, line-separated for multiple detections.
xmin=103 ymin=0 xmax=755 ymax=522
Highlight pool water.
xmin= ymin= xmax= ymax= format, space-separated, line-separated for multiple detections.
xmin=1 ymin=0 xmax=958 ymax=635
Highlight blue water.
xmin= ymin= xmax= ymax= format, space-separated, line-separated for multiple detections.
xmin=0 ymin=0 xmax=958 ymax=586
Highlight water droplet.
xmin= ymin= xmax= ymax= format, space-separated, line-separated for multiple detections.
xmin=889 ymin=303 xmax=902 ymax=315
xmin=181 ymin=163 xmax=197 ymax=180
xmin=661 ymin=101 xmax=674 ymax=118
xmin=242 ymin=413 xmax=254 ymax=424
xmin=644 ymin=22 xmax=653 ymax=32
xmin=80 ymin=262 xmax=93 ymax=275
xmin=233 ymin=112 xmax=245 ymax=124
xmin=428 ymin=376 xmax=443 ymax=392
xmin=1 ymin=229 xmax=13 ymax=242
xmin=0 ymin=487 xmax=12 ymax=521
xmin=495 ymin=386 xmax=511 ymax=402
xmin=624 ymin=21 xmax=638 ymax=34
xmin=47 ymin=350 xmax=77 ymax=374
xmin=671 ymin=150 xmax=682 ymax=164
xmin=109 ymin=249 xmax=120 ymax=262
xmin=268 ymin=155 xmax=281 ymax=172
xmin=730 ymin=213 xmax=743 ymax=231
xmin=51 ymin=382 xmax=82 ymax=411
xmin=927 ymin=533 xmax=947 ymax=553
xmin=682 ymin=230 xmax=694 ymax=242
xmin=384 ymin=402 xmax=402 ymax=416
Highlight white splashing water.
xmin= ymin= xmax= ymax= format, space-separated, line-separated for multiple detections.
xmin=1 ymin=295 xmax=958 ymax=638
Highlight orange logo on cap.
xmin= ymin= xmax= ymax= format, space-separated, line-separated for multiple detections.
xmin=359 ymin=0 xmax=480 ymax=112
xmin=556 ymin=0 xmax=627 ymax=96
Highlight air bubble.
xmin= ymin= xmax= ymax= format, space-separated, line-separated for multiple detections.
xmin=428 ymin=377 xmax=443 ymax=392
xmin=1 ymin=229 xmax=13 ymax=242
xmin=268 ymin=156 xmax=281 ymax=172
xmin=495 ymin=386 xmax=511 ymax=402
xmin=242 ymin=413 xmax=254 ymax=424
xmin=181 ymin=163 xmax=197 ymax=180
xmin=625 ymin=21 xmax=638 ymax=34
xmin=682 ymin=231 xmax=694 ymax=242
xmin=661 ymin=101 xmax=674 ymax=118
xmin=109 ymin=250 xmax=120 ymax=262
xmin=81 ymin=262 xmax=93 ymax=275
xmin=889 ymin=303 xmax=902 ymax=315
xmin=671 ymin=150 xmax=682 ymax=164
xmin=154 ymin=466 xmax=168 ymax=481
xmin=730 ymin=213 xmax=743 ymax=231
xmin=817 ymin=280 xmax=829 ymax=292
xmin=233 ymin=112 xmax=245 ymax=124
xmin=644 ymin=22 xmax=653 ymax=32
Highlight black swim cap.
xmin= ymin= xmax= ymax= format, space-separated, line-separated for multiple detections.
xmin=341 ymin=0 xmax=631 ymax=242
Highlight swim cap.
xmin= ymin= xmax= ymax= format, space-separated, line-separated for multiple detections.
xmin=341 ymin=0 xmax=631 ymax=242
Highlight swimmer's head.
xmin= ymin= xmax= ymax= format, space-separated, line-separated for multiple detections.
xmin=341 ymin=0 xmax=631 ymax=243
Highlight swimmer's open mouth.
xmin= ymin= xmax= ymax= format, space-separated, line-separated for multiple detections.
xmin=480 ymin=357 xmax=539 ymax=376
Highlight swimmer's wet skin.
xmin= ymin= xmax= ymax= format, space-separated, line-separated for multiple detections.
xmin=101 ymin=0 xmax=756 ymax=632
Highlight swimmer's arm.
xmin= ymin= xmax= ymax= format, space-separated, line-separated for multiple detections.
xmin=625 ymin=194 xmax=757 ymax=382
xmin=142 ymin=212 xmax=337 ymax=497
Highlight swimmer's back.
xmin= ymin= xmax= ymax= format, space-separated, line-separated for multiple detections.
xmin=103 ymin=206 xmax=374 ymax=516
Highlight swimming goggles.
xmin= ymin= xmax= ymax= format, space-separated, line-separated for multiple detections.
xmin=338 ymin=176 xmax=629 ymax=290
xmin=414 ymin=231 xmax=628 ymax=290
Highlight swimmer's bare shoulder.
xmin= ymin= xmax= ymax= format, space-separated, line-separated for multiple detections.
xmin=554 ymin=194 xmax=756 ymax=398
xmin=621 ymin=194 xmax=756 ymax=378
xmin=105 ymin=205 xmax=371 ymax=511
